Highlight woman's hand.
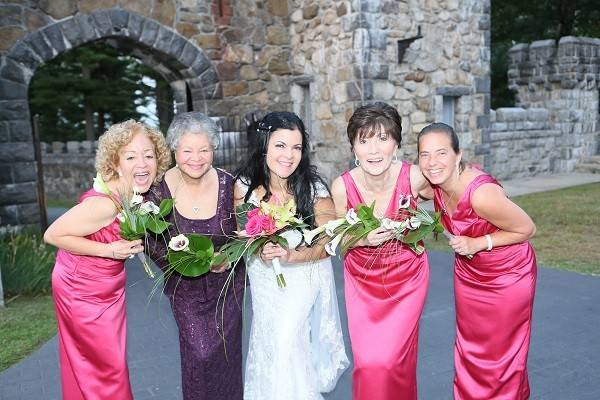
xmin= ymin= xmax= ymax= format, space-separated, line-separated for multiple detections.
xmin=448 ymin=235 xmax=485 ymax=256
xmin=362 ymin=226 xmax=395 ymax=247
xmin=107 ymin=239 xmax=143 ymax=259
xmin=260 ymin=242 xmax=291 ymax=263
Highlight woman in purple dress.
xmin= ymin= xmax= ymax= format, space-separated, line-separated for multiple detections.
xmin=146 ymin=112 xmax=244 ymax=400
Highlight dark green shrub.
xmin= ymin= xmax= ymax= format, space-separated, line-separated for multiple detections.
xmin=0 ymin=232 xmax=56 ymax=297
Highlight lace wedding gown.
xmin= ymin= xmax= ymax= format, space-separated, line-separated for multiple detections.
xmin=241 ymin=183 xmax=349 ymax=400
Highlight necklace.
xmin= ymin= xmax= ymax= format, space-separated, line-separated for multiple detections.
xmin=173 ymin=168 xmax=209 ymax=215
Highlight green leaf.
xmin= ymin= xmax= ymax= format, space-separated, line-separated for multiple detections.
xmin=158 ymin=199 xmax=174 ymax=217
xmin=167 ymin=234 xmax=214 ymax=277
xmin=235 ymin=203 xmax=257 ymax=230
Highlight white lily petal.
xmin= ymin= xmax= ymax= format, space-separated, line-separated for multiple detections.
xmin=324 ymin=233 xmax=343 ymax=256
xmin=398 ymin=194 xmax=412 ymax=209
xmin=408 ymin=216 xmax=421 ymax=230
xmin=325 ymin=218 xmax=346 ymax=236
xmin=140 ymin=201 xmax=160 ymax=215
xmin=345 ymin=209 xmax=360 ymax=225
xmin=168 ymin=234 xmax=190 ymax=251
xmin=303 ymin=225 xmax=326 ymax=245
xmin=279 ymin=229 xmax=303 ymax=249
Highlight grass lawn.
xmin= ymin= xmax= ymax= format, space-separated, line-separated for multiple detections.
xmin=0 ymin=296 xmax=56 ymax=372
xmin=424 ymin=183 xmax=600 ymax=275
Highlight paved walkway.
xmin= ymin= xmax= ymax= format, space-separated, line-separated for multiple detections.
xmin=2 ymin=172 xmax=600 ymax=399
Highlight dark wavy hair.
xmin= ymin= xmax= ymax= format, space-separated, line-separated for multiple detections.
xmin=235 ymin=111 xmax=329 ymax=228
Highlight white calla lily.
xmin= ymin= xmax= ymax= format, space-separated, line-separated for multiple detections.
xmin=324 ymin=233 xmax=343 ymax=256
xmin=407 ymin=216 xmax=421 ymax=230
xmin=139 ymin=201 xmax=160 ymax=215
xmin=168 ymin=234 xmax=190 ymax=252
xmin=381 ymin=218 xmax=401 ymax=230
xmin=92 ymin=173 xmax=111 ymax=195
xmin=303 ymin=225 xmax=326 ymax=246
xmin=398 ymin=194 xmax=412 ymax=209
xmin=279 ymin=229 xmax=303 ymax=250
xmin=345 ymin=208 xmax=360 ymax=225
xmin=324 ymin=218 xmax=346 ymax=236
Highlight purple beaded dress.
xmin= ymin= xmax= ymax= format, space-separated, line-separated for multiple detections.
xmin=146 ymin=169 xmax=244 ymax=400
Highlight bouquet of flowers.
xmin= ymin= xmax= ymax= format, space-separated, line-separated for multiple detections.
xmin=93 ymin=173 xmax=173 ymax=277
xmin=165 ymin=233 xmax=215 ymax=277
xmin=304 ymin=195 xmax=444 ymax=256
xmin=213 ymin=198 xmax=308 ymax=288
xmin=380 ymin=195 xmax=445 ymax=255
xmin=303 ymin=202 xmax=380 ymax=256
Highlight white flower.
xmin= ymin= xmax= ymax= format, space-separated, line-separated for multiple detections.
xmin=381 ymin=218 xmax=401 ymax=230
xmin=345 ymin=209 xmax=360 ymax=225
xmin=116 ymin=212 xmax=126 ymax=222
xmin=139 ymin=201 xmax=160 ymax=215
xmin=303 ymin=225 xmax=326 ymax=246
xmin=130 ymin=193 xmax=143 ymax=207
xmin=407 ymin=216 xmax=421 ymax=230
xmin=398 ymin=194 xmax=412 ymax=209
xmin=168 ymin=234 xmax=189 ymax=252
xmin=92 ymin=173 xmax=111 ymax=195
xmin=279 ymin=229 xmax=303 ymax=250
xmin=324 ymin=233 xmax=343 ymax=256
xmin=324 ymin=218 xmax=346 ymax=236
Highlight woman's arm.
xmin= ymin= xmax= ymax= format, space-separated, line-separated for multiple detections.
xmin=410 ymin=164 xmax=434 ymax=201
xmin=43 ymin=196 xmax=142 ymax=259
xmin=449 ymin=183 xmax=536 ymax=255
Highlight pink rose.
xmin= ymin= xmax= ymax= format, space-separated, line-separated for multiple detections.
xmin=261 ymin=215 xmax=277 ymax=234
xmin=245 ymin=214 xmax=264 ymax=236
xmin=247 ymin=208 xmax=260 ymax=219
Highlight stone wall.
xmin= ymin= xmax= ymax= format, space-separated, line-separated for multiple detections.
xmin=488 ymin=36 xmax=600 ymax=177
xmin=486 ymin=108 xmax=561 ymax=179
xmin=40 ymin=141 xmax=97 ymax=201
xmin=289 ymin=0 xmax=491 ymax=179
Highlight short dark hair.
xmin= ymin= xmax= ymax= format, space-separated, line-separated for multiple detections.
xmin=347 ymin=102 xmax=402 ymax=148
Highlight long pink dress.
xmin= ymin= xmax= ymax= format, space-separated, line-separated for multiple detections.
xmin=434 ymin=174 xmax=537 ymax=400
xmin=51 ymin=189 xmax=133 ymax=400
xmin=342 ymin=161 xmax=429 ymax=400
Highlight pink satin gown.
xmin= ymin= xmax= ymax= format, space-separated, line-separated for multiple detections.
xmin=51 ymin=189 xmax=133 ymax=400
xmin=434 ymin=174 xmax=537 ymax=400
xmin=342 ymin=162 xmax=429 ymax=400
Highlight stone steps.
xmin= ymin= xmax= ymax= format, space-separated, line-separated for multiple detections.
xmin=575 ymin=156 xmax=600 ymax=174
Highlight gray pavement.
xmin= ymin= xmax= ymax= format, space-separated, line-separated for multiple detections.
xmin=2 ymin=172 xmax=600 ymax=399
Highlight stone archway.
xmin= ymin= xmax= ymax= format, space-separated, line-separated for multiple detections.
xmin=0 ymin=8 xmax=220 ymax=229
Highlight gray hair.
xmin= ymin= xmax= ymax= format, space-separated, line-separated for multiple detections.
xmin=166 ymin=112 xmax=220 ymax=151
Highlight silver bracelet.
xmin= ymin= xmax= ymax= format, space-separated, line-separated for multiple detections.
xmin=485 ymin=234 xmax=493 ymax=251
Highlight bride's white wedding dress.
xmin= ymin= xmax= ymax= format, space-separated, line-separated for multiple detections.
xmin=242 ymin=184 xmax=349 ymax=400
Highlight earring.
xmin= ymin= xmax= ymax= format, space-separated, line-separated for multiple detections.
xmin=354 ymin=157 xmax=360 ymax=167
xmin=175 ymin=163 xmax=179 ymax=169
xmin=392 ymin=154 xmax=399 ymax=164
xmin=455 ymin=164 xmax=460 ymax=178
xmin=118 ymin=171 xmax=123 ymax=177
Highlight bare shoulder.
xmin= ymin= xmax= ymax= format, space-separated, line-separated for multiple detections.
xmin=471 ymin=180 xmax=507 ymax=208
xmin=330 ymin=176 xmax=346 ymax=200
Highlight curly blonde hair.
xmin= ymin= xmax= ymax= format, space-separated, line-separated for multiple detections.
xmin=95 ymin=120 xmax=171 ymax=184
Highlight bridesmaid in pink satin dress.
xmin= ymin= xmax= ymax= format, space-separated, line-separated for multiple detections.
xmin=44 ymin=120 xmax=171 ymax=400
xmin=331 ymin=103 xmax=431 ymax=400
xmin=417 ymin=122 xmax=537 ymax=400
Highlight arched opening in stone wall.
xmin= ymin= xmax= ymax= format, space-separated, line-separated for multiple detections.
xmin=0 ymin=9 xmax=220 ymax=228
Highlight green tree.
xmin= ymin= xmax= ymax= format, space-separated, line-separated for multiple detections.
xmin=29 ymin=42 xmax=173 ymax=142
xmin=491 ymin=0 xmax=600 ymax=109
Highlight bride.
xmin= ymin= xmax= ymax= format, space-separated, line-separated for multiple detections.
xmin=234 ymin=111 xmax=349 ymax=399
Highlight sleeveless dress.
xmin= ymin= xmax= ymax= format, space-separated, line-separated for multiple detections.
xmin=433 ymin=174 xmax=537 ymax=400
xmin=241 ymin=181 xmax=349 ymax=400
xmin=341 ymin=161 xmax=430 ymax=400
xmin=146 ymin=169 xmax=245 ymax=400
xmin=51 ymin=188 xmax=133 ymax=400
